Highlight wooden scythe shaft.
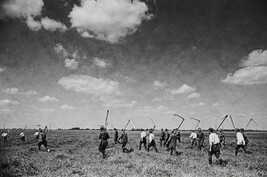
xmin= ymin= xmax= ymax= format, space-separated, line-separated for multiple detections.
xmin=230 ymin=115 xmax=236 ymax=130
xmin=216 ymin=115 xmax=228 ymax=131
xmin=104 ymin=110 xmax=109 ymax=129
xmin=124 ymin=120 xmax=131 ymax=130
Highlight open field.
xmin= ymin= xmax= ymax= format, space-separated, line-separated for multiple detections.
xmin=1 ymin=130 xmax=267 ymax=177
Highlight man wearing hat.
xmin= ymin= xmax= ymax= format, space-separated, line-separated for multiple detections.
xmin=147 ymin=129 xmax=158 ymax=152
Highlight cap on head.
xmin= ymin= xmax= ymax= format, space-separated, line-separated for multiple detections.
xmin=165 ymin=129 xmax=168 ymax=131
xmin=198 ymin=128 xmax=201 ymax=131
xmin=236 ymin=128 xmax=240 ymax=132
xmin=149 ymin=129 xmax=153 ymax=133
xmin=100 ymin=127 xmax=104 ymax=131
xmin=240 ymin=128 xmax=244 ymax=132
xmin=208 ymin=127 xmax=214 ymax=132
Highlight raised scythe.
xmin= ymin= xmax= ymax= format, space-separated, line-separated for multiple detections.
xmin=191 ymin=118 xmax=200 ymax=130
xmin=173 ymin=114 xmax=185 ymax=130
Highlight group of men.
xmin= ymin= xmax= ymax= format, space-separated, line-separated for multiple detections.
xmin=98 ymin=126 xmax=250 ymax=165
xmin=1 ymin=128 xmax=50 ymax=153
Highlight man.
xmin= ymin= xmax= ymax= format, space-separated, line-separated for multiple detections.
xmin=119 ymin=129 xmax=132 ymax=153
xmin=177 ymin=131 xmax=181 ymax=143
xmin=208 ymin=128 xmax=223 ymax=165
xmin=218 ymin=129 xmax=226 ymax=147
xmin=197 ymin=128 xmax=205 ymax=150
xmin=2 ymin=132 xmax=8 ymax=143
xmin=38 ymin=129 xmax=50 ymax=152
xmin=166 ymin=129 xmax=179 ymax=155
xmin=99 ymin=127 xmax=110 ymax=159
xmin=235 ymin=128 xmax=247 ymax=156
xmin=20 ymin=132 xmax=25 ymax=141
xmin=189 ymin=130 xmax=197 ymax=148
xmin=159 ymin=129 xmax=165 ymax=146
xmin=240 ymin=128 xmax=249 ymax=151
xmin=139 ymin=129 xmax=147 ymax=150
xmin=114 ymin=128 xmax=119 ymax=144
xmin=164 ymin=129 xmax=170 ymax=147
xmin=147 ymin=129 xmax=158 ymax=152
xmin=34 ymin=131 xmax=39 ymax=140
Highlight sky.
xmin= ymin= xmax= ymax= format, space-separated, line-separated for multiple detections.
xmin=0 ymin=0 xmax=267 ymax=130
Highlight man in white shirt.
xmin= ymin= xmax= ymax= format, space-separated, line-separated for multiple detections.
xmin=139 ymin=129 xmax=147 ymax=150
xmin=20 ymin=132 xmax=25 ymax=141
xmin=34 ymin=131 xmax=39 ymax=140
xmin=147 ymin=129 xmax=158 ymax=152
xmin=189 ymin=130 xmax=197 ymax=148
xmin=2 ymin=132 xmax=8 ymax=143
xmin=208 ymin=128 xmax=223 ymax=165
xmin=235 ymin=128 xmax=247 ymax=155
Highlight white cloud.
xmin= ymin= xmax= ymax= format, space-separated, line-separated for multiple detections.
xmin=54 ymin=43 xmax=68 ymax=58
xmin=0 ymin=99 xmax=20 ymax=106
xmin=222 ymin=66 xmax=267 ymax=85
xmin=41 ymin=17 xmax=67 ymax=32
xmin=171 ymin=84 xmax=195 ymax=94
xmin=190 ymin=102 xmax=205 ymax=107
xmin=222 ymin=49 xmax=267 ymax=85
xmin=152 ymin=97 xmax=162 ymax=102
xmin=69 ymin=0 xmax=151 ymax=43
xmin=26 ymin=16 xmax=42 ymax=31
xmin=0 ymin=109 xmax=13 ymax=114
xmin=153 ymin=80 xmax=166 ymax=87
xmin=40 ymin=108 xmax=54 ymax=112
xmin=187 ymin=92 xmax=200 ymax=99
xmin=213 ymin=102 xmax=219 ymax=106
xmin=58 ymin=74 xmax=120 ymax=96
xmin=0 ymin=67 xmax=6 ymax=73
xmin=24 ymin=90 xmax=38 ymax=96
xmin=60 ymin=104 xmax=75 ymax=110
xmin=241 ymin=49 xmax=267 ymax=67
xmin=39 ymin=96 xmax=59 ymax=102
xmin=65 ymin=58 xmax=79 ymax=70
xmin=3 ymin=88 xmax=19 ymax=95
xmin=93 ymin=57 xmax=108 ymax=68
xmin=1 ymin=0 xmax=43 ymax=30
xmin=104 ymin=99 xmax=137 ymax=108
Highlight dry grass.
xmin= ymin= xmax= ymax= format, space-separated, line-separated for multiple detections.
xmin=0 ymin=130 xmax=267 ymax=177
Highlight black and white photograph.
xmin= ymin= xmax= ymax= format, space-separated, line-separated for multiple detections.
xmin=0 ymin=0 xmax=267 ymax=176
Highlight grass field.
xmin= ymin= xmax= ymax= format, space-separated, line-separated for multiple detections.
xmin=1 ymin=129 xmax=267 ymax=177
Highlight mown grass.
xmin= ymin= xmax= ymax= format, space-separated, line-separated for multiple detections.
xmin=0 ymin=130 xmax=267 ymax=176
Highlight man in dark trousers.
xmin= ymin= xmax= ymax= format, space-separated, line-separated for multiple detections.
xmin=208 ymin=127 xmax=223 ymax=165
xmin=114 ymin=128 xmax=119 ymax=144
xmin=38 ymin=129 xmax=50 ymax=152
xmin=166 ymin=129 xmax=179 ymax=155
xmin=240 ymin=128 xmax=249 ymax=151
xmin=139 ymin=129 xmax=147 ymax=150
xmin=147 ymin=129 xmax=158 ymax=152
xmin=99 ymin=127 xmax=110 ymax=159
xmin=159 ymin=129 xmax=165 ymax=146
xmin=219 ymin=129 xmax=226 ymax=147
xmin=177 ymin=131 xmax=181 ymax=143
xmin=2 ymin=132 xmax=8 ymax=143
xmin=119 ymin=129 xmax=132 ymax=153
xmin=164 ymin=129 xmax=170 ymax=147
xmin=197 ymin=128 xmax=205 ymax=150
xmin=235 ymin=128 xmax=247 ymax=155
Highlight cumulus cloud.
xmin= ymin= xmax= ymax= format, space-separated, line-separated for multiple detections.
xmin=241 ymin=50 xmax=267 ymax=67
xmin=54 ymin=43 xmax=68 ymax=58
xmin=39 ymin=96 xmax=59 ymax=102
xmin=40 ymin=108 xmax=54 ymax=112
xmin=65 ymin=58 xmax=79 ymax=70
xmin=190 ymin=102 xmax=205 ymax=107
xmin=1 ymin=0 xmax=67 ymax=32
xmin=23 ymin=90 xmax=38 ymax=96
xmin=41 ymin=17 xmax=67 ymax=32
xmin=69 ymin=0 xmax=151 ymax=43
xmin=93 ymin=57 xmax=108 ymax=68
xmin=58 ymin=74 xmax=120 ymax=96
xmin=0 ymin=99 xmax=20 ymax=106
xmin=213 ymin=102 xmax=219 ymax=106
xmin=171 ymin=84 xmax=195 ymax=94
xmin=153 ymin=80 xmax=166 ymax=87
xmin=222 ymin=49 xmax=267 ymax=85
xmin=60 ymin=104 xmax=75 ymax=110
xmin=187 ymin=92 xmax=200 ymax=99
xmin=3 ymin=88 xmax=19 ymax=95
xmin=104 ymin=99 xmax=137 ymax=108
xmin=152 ymin=97 xmax=162 ymax=102
xmin=0 ymin=67 xmax=6 ymax=73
